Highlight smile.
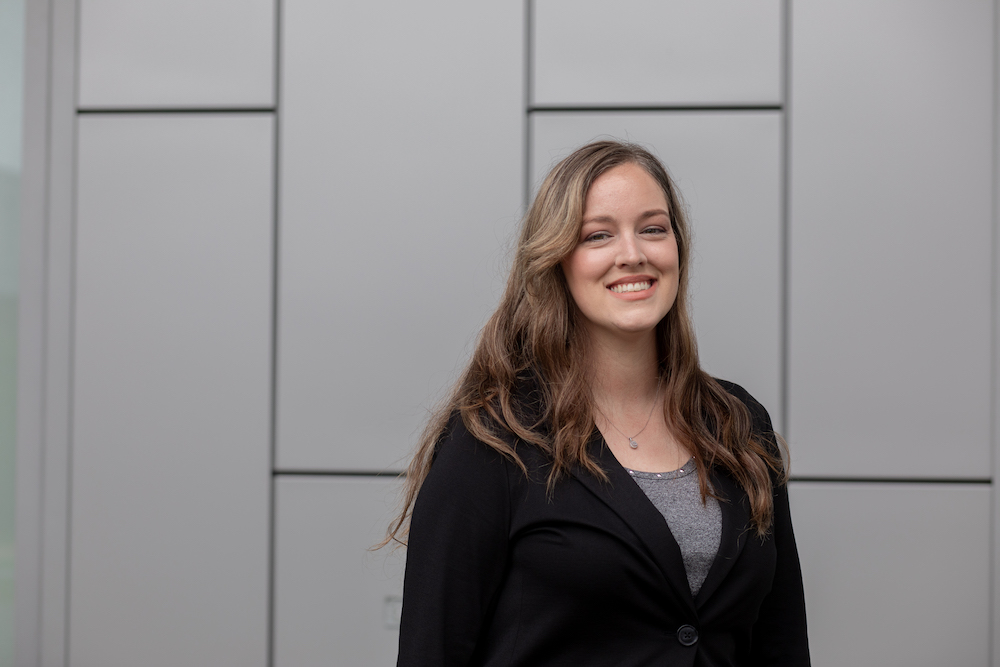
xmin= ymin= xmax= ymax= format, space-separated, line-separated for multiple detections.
xmin=609 ymin=281 xmax=653 ymax=294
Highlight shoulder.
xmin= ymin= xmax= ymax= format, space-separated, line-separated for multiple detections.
xmin=411 ymin=412 xmax=516 ymax=537
xmin=710 ymin=377 xmax=785 ymax=473
xmin=711 ymin=377 xmax=775 ymax=434
xmin=428 ymin=412 xmax=515 ymax=482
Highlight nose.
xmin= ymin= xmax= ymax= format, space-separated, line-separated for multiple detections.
xmin=616 ymin=232 xmax=646 ymax=267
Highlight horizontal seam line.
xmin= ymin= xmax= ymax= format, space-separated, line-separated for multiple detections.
xmin=274 ymin=469 xmax=405 ymax=477
xmin=528 ymin=104 xmax=782 ymax=113
xmin=789 ymin=476 xmax=991 ymax=485
xmin=77 ymin=107 xmax=276 ymax=114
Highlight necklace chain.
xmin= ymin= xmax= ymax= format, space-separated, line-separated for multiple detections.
xmin=594 ymin=376 xmax=664 ymax=450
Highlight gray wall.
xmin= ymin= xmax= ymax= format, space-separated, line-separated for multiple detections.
xmin=0 ymin=0 xmax=25 ymax=661
xmin=15 ymin=1 xmax=999 ymax=666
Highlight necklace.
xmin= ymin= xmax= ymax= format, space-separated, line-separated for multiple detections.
xmin=595 ymin=376 xmax=663 ymax=450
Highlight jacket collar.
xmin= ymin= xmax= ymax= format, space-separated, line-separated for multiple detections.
xmin=569 ymin=429 xmax=751 ymax=613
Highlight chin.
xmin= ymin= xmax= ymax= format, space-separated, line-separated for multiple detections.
xmin=611 ymin=320 xmax=662 ymax=336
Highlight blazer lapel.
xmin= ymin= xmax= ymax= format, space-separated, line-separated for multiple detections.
xmin=569 ymin=430 xmax=697 ymax=615
xmin=694 ymin=468 xmax=751 ymax=606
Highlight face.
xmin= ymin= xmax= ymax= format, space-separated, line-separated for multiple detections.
xmin=561 ymin=162 xmax=680 ymax=341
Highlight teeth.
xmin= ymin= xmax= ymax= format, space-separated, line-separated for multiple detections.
xmin=610 ymin=281 xmax=652 ymax=293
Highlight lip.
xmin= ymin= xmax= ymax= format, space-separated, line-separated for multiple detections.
xmin=606 ymin=275 xmax=656 ymax=289
xmin=606 ymin=275 xmax=657 ymax=301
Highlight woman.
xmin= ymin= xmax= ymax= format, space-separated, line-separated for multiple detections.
xmin=388 ymin=141 xmax=810 ymax=666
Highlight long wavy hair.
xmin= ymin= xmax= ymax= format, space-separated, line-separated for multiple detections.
xmin=385 ymin=140 xmax=785 ymax=546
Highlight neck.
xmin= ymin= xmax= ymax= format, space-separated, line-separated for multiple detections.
xmin=586 ymin=327 xmax=661 ymax=406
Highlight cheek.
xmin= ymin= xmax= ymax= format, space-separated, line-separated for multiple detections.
xmin=561 ymin=254 xmax=605 ymax=319
xmin=561 ymin=251 xmax=597 ymax=293
xmin=660 ymin=239 xmax=680 ymax=273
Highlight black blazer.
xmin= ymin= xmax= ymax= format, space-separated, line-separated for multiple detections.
xmin=397 ymin=381 xmax=810 ymax=667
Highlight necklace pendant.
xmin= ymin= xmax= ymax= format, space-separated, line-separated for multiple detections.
xmin=629 ymin=437 xmax=639 ymax=449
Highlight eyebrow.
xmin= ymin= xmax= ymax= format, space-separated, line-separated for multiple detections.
xmin=581 ymin=209 xmax=670 ymax=225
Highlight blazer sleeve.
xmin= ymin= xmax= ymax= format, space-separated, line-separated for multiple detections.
xmin=396 ymin=416 xmax=512 ymax=666
xmin=730 ymin=385 xmax=811 ymax=667
xmin=748 ymin=475 xmax=811 ymax=666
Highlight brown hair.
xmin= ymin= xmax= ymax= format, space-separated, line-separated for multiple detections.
xmin=385 ymin=140 xmax=785 ymax=546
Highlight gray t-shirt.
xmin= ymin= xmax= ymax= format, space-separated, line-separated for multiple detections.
xmin=626 ymin=459 xmax=722 ymax=596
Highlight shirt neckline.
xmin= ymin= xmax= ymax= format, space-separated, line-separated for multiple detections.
xmin=626 ymin=457 xmax=697 ymax=480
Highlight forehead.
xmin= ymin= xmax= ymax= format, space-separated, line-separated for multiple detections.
xmin=583 ymin=163 xmax=669 ymax=215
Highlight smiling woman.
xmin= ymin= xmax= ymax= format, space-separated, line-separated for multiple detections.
xmin=562 ymin=162 xmax=680 ymax=342
xmin=386 ymin=141 xmax=810 ymax=667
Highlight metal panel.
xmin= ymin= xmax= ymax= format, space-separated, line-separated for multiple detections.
xmin=70 ymin=114 xmax=273 ymax=667
xmin=531 ymin=112 xmax=783 ymax=427
xmin=14 ymin=0 xmax=61 ymax=662
xmin=77 ymin=0 xmax=275 ymax=108
xmin=787 ymin=1 xmax=994 ymax=477
xmin=532 ymin=0 xmax=782 ymax=106
xmin=277 ymin=0 xmax=524 ymax=471
xmin=992 ymin=4 xmax=1000 ymax=662
xmin=274 ymin=476 xmax=404 ymax=667
xmin=32 ymin=1 xmax=81 ymax=664
xmin=789 ymin=482 xmax=990 ymax=666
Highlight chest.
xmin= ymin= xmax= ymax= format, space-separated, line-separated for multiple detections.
xmin=504 ymin=468 xmax=778 ymax=618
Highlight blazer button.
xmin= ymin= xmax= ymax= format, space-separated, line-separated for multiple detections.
xmin=676 ymin=624 xmax=698 ymax=647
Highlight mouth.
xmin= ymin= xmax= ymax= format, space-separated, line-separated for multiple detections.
xmin=608 ymin=278 xmax=655 ymax=294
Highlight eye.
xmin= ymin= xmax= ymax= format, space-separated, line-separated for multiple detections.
xmin=640 ymin=225 xmax=669 ymax=235
xmin=583 ymin=231 xmax=612 ymax=243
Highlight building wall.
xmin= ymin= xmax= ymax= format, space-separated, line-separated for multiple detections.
xmin=15 ymin=1 xmax=998 ymax=665
xmin=0 ymin=0 xmax=26 ymax=663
